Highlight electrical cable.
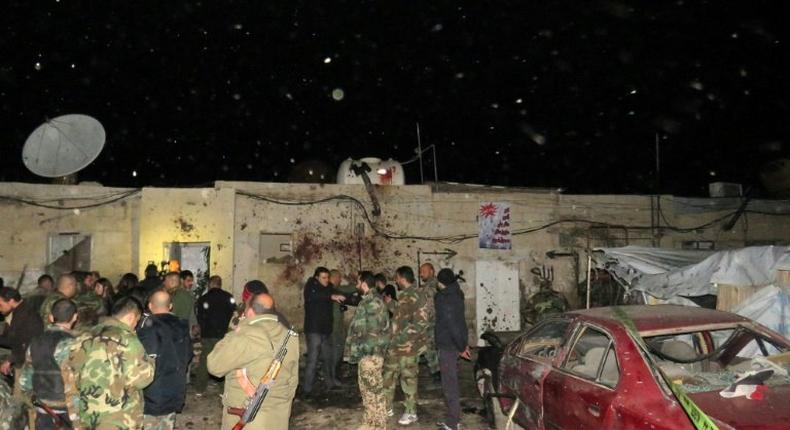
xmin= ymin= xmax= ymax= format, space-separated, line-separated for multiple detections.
xmin=6 ymin=187 xmax=790 ymax=243
xmin=0 ymin=189 xmax=142 ymax=209
xmin=239 ymin=191 xmax=789 ymax=243
xmin=238 ymin=191 xmax=477 ymax=243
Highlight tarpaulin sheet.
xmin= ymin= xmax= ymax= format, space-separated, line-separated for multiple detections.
xmin=731 ymin=285 xmax=790 ymax=356
xmin=595 ymin=245 xmax=790 ymax=299
xmin=593 ymin=245 xmax=712 ymax=287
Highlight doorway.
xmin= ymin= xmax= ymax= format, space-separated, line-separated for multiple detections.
xmin=164 ymin=242 xmax=211 ymax=296
xmin=46 ymin=233 xmax=92 ymax=277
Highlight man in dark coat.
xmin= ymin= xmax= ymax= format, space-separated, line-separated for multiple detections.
xmin=137 ymin=288 xmax=194 ymax=429
xmin=434 ymin=269 xmax=470 ymax=430
xmin=0 ymin=286 xmax=45 ymax=381
xmin=139 ymin=263 xmax=162 ymax=294
xmin=301 ymin=267 xmax=345 ymax=395
xmin=0 ymin=286 xmax=45 ymax=428
xmin=195 ymin=277 xmax=236 ymax=391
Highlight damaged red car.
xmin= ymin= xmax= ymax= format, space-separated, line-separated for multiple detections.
xmin=494 ymin=305 xmax=790 ymax=430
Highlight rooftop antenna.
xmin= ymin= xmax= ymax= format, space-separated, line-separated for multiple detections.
xmin=416 ymin=122 xmax=424 ymax=184
xmin=22 ymin=114 xmax=106 ymax=183
xmin=414 ymin=122 xmax=439 ymax=191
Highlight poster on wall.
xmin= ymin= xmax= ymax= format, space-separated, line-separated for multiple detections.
xmin=479 ymin=202 xmax=511 ymax=249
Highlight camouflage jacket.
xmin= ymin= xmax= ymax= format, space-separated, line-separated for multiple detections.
xmin=0 ymin=378 xmax=26 ymax=430
xmin=20 ymin=325 xmax=77 ymax=408
xmin=73 ymin=291 xmax=105 ymax=329
xmin=67 ymin=317 xmax=155 ymax=429
xmin=332 ymin=283 xmax=357 ymax=338
xmin=419 ymin=277 xmax=437 ymax=327
xmin=388 ymin=285 xmax=430 ymax=356
xmin=524 ymin=289 xmax=569 ymax=324
xmin=344 ymin=289 xmax=390 ymax=364
xmin=40 ymin=291 xmax=67 ymax=323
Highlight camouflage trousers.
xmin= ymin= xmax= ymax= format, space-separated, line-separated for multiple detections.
xmin=382 ymin=353 xmax=419 ymax=414
xmin=13 ymin=368 xmax=35 ymax=429
xmin=358 ymin=355 xmax=387 ymax=429
xmin=0 ymin=378 xmax=27 ymax=430
xmin=143 ymin=412 xmax=176 ymax=430
xmin=420 ymin=335 xmax=440 ymax=374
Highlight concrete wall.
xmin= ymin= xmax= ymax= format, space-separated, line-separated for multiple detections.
xmin=0 ymin=183 xmax=138 ymax=293
xmin=138 ymin=187 xmax=235 ymax=283
xmin=4 ymin=181 xmax=790 ymax=342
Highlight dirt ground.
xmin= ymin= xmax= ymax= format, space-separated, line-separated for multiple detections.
xmin=175 ymin=358 xmax=490 ymax=429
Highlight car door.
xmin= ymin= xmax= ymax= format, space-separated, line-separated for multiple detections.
xmin=498 ymin=318 xmax=573 ymax=429
xmin=542 ymin=324 xmax=620 ymax=430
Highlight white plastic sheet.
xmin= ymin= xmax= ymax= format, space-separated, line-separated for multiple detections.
xmin=595 ymin=246 xmax=790 ymax=355
xmin=731 ymin=286 xmax=790 ymax=356
xmin=596 ymin=245 xmax=790 ymax=299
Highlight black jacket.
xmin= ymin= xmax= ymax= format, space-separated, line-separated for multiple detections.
xmin=136 ymin=313 xmax=193 ymax=415
xmin=139 ymin=276 xmax=162 ymax=294
xmin=196 ymin=288 xmax=236 ymax=339
xmin=0 ymin=299 xmax=44 ymax=367
xmin=434 ymin=281 xmax=468 ymax=353
xmin=30 ymin=327 xmax=74 ymax=402
xmin=303 ymin=277 xmax=334 ymax=335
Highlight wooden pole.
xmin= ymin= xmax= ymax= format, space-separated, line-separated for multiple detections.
xmin=586 ymin=253 xmax=593 ymax=309
xmin=776 ymin=269 xmax=790 ymax=289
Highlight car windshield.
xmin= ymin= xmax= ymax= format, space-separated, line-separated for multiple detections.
xmin=643 ymin=325 xmax=790 ymax=394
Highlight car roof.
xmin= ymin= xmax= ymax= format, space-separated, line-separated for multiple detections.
xmin=566 ymin=305 xmax=750 ymax=334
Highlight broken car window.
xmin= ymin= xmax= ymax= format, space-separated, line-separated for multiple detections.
xmin=645 ymin=326 xmax=790 ymax=394
xmin=516 ymin=319 xmax=571 ymax=360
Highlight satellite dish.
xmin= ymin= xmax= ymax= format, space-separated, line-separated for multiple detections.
xmin=22 ymin=114 xmax=106 ymax=178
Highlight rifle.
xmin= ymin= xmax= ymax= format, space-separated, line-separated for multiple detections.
xmin=227 ymin=328 xmax=296 ymax=430
xmin=16 ymin=264 xmax=27 ymax=289
xmin=31 ymin=395 xmax=72 ymax=430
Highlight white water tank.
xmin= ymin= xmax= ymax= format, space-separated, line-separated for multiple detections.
xmin=337 ymin=157 xmax=405 ymax=185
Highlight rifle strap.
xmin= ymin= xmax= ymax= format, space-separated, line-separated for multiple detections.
xmin=235 ymin=368 xmax=256 ymax=397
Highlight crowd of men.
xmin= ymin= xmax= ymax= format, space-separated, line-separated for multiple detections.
xmin=0 ymin=267 xmax=238 ymax=430
xmin=303 ymin=264 xmax=469 ymax=430
xmin=0 ymin=261 xmax=469 ymax=430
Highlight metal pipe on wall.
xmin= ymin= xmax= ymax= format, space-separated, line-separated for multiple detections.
xmin=586 ymin=252 xmax=593 ymax=309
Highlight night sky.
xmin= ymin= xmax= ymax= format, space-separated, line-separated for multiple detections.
xmin=1 ymin=1 xmax=788 ymax=195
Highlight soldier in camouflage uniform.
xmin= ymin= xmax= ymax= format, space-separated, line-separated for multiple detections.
xmin=383 ymin=266 xmax=430 ymax=425
xmin=73 ymin=288 xmax=105 ymax=330
xmin=69 ymin=271 xmax=104 ymax=328
xmin=329 ymin=270 xmax=356 ymax=377
xmin=0 ymin=377 xmax=27 ymax=430
xmin=40 ymin=274 xmax=79 ymax=324
xmin=67 ymin=296 xmax=155 ymax=429
xmin=418 ymin=263 xmax=440 ymax=376
xmin=523 ymin=274 xmax=569 ymax=324
xmin=20 ymin=298 xmax=79 ymax=429
xmin=345 ymin=271 xmax=390 ymax=430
